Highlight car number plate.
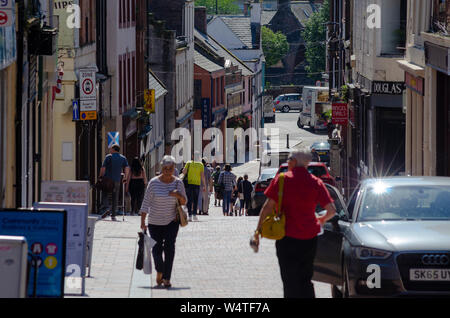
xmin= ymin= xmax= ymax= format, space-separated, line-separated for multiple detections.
xmin=318 ymin=152 xmax=326 ymax=155
xmin=410 ymin=269 xmax=450 ymax=281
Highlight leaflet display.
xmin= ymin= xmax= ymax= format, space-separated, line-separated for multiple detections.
xmin=34 ymin=203 xmax=88 ymax=295
xmin=0 ymin=209 xmax=67 ymax=298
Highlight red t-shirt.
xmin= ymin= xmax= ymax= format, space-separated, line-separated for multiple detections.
xmin=264 ymin=167 xmax=334 ymax=240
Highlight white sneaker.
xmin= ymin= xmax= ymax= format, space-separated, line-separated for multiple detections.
xmin=193 ymin=215 xmax=198 ymax=222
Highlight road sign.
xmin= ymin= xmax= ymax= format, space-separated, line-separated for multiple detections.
xmin=107 ymin=132 xmax=120 ymax=148
xmin=80 ymin=111 xmax=97 ymax=121
xmin=80 ymin=99 xmax=96 ymax=112
xmin=79 ymin=68 xmax=96 ymax=101
xmin=144 ymin=89 xmax=155 ymax=113
xmin=72 ymin=100 xmax=80 ymax=121
xmin=0 ymin=0 xmax=14 ymax=28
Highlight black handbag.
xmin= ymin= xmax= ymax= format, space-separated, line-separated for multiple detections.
xmin=136 ymin=232 xmax=145 ymax=270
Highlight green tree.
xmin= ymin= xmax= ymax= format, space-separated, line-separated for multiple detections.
xmin=262 ymin=26 xmax=289 ymax=67
xmin=195 ymin=0 xmax=241 ymax=15
xmin=302 ymin=0 xmax=330 ymax=81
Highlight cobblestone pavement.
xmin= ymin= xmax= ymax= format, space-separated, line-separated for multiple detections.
xmin=80 ymin=201 xmax=332 ymax=298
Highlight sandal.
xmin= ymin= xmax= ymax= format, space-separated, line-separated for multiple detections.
xmin=156 ymin=272 xmax=163 ymax=286
xmin=163 ymin=279 xmax=172 ymax=288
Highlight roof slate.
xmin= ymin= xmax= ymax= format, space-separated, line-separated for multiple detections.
xmin=194 ymin=50 xmax=223 ymax=73
xmin=148 ymin=70 xmax=168 ymax=100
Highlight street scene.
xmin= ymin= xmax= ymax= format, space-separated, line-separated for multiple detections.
xmin=1 ymin=0 xmax=450 ymax=301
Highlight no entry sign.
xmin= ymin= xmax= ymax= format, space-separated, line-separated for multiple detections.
xmin=79 ymin=68 xmax=96 ymax=101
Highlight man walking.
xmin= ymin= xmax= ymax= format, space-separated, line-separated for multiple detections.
xmin=218 ymin=164 xmax=236 ymax=216
xmin=240 ymin=174 xmax=253 ymax=216
xmin=99 ymin=144 xmax=130 ymax=221
xmin=182 ymin=154 xmax=206 ymax=222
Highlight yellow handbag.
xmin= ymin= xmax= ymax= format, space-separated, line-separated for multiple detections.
xmin=261 ymin=173 xmax=286 ymax=240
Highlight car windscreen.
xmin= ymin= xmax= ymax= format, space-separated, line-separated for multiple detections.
xmin=311 ymin=143 xmax=330 ymax=151
xmin=259 ymin=170 xmax=278 ymax=181
xmin=307 ymin=166 xmax=327 ymax=178
xmin=357 ymin=184 xmax=450 ymax=221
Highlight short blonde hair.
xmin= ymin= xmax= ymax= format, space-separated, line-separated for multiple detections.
xmin=290 ymin=149 xmax=312 ymax=167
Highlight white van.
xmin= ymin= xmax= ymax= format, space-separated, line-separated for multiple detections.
xmin=297 ymin=86 xmax=331 ymax=131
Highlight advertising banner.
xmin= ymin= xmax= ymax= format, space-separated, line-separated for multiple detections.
xmin=0 ymin=209 xmax=67 ymax=298
xmin=34 ymin=203 xmax=88 ymax=295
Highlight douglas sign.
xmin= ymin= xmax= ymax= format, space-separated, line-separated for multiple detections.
xmin=372 ymin=81 xmax=405 ymax=95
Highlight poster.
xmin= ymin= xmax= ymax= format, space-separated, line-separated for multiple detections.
xmin=34 ymin=203 xmax=88 ymax=295
xmin=0 ymin=209 xmax=67 ymax=298
xmin=41 ymin=180 xmax=90 ymax=208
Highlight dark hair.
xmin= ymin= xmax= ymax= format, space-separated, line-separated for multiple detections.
xmin=112 ymin=145 xmax=121 ymax=152
xmin=216 ymin=166 xmax=221 ymax=171
xmin=131 ymin=157 xmax=143 ymax=177
xmin=225 ymin=164 xmax=231 ymax=172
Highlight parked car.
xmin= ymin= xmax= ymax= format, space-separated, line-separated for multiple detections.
xmin=278 ymin=162 xmax=336 ymax=187
xmin=314 ymin=177 xmax=450 ymax=298
xmin=310 ymin=141 xmax=331 ymax=164
xmin=249 ymin=168 xmax=279 ymax=216
xmin=274 ymin=94 xmax=302 ymax=113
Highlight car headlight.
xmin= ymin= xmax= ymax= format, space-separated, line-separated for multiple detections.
xmin=355 ymin=247 xmax=392 ymax=260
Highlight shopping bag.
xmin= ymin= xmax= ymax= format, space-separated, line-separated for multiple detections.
xmin=136 ymin=232 xmax=145 ymax=270
xmin=143 ymin=231 xmax=156 ymax=275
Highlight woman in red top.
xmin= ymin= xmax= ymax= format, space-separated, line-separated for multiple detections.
xmin=253 ymin=149 xmax=336 ymax=298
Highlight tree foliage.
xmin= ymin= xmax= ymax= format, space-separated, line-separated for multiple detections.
xmin=262 ymin=26 xmax=289 ymax=67
xmin=302 ymin=0 xmax=330 ymax=81
xmin=194 ymin=0 xmax=241 ymax=15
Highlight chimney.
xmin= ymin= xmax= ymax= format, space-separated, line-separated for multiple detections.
xmin=250 ymin=0 xmax=262 ymax=49
xmin=195 ymin=6 xmax=208 ymax=35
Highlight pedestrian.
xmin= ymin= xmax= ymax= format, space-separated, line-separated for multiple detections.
xmin=240 ymin=174 xmax=253 ymax=216
xmin=126 ymin=157 xmax=148 ymax=216
xmin=252 ymin=149 xmax=336 ymax=298
xmin=311 ymin=148 xmax=321 ymax=162
xmin=218 ymin=164 xmax=236 ymax=216
xmin=182 ymin=153 xmax=206 ymax=222
xmin=99 ymin=144 xmax=130 ymax=221
xmin=212 ymin=166 xmax=222 ymax=206
xmin=198 ymin=158 xmax=213 ymax=216
xmin=140 ymin=155 xmax=187 ymax=288
xmin=233 ymin=177 xmax=243 ymax=216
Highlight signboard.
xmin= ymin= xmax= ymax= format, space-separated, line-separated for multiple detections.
xmin=144 ymin=89 xmax=155 ymax=113
xmin=72 ymin=100 xmax=80 ymax=121
xmin=332 ymin=103 xmax=348 ymax=126
xmin=372 ymin=81 xmax=406 ymax=95
xmin=107 ymin=132 xmax=120 ymax=148
xmin=80 ymin=111 xmax=97 ymax=121
xmin=0 ymin=209 xmax=67 ymax=298
xmin=80 ymin=99 xmax=97 ymax=112
xmin=34 ymin=203 xmax=88 ymax=296
xmin=41 ymin=181 xmax=90 ymax=207
xmin=201 ymin=98 xmax=211 ymax=129
xmin=0 ymin=0 xmax=14 ymax=28
xmin=405 ymin=72 xmax=425 ymax=96
xmin=79 ymin=68 xmax=96 ymax=100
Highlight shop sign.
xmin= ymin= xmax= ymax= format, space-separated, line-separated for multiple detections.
xmin=405 ymin=72 xmax=424 ymax=96
xmin=201 ymin=98 xmax=211 ymax=129
xmin=332 ymin=103 xmax=348 ymax=125
xmin=372 ymin=81 xmax=405 ymax=95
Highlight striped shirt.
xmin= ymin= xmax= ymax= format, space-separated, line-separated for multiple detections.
xmin=218 ymin=171 xmax=236 ymax=192
xmin=140 ymin=177 xmax=187 ymax=226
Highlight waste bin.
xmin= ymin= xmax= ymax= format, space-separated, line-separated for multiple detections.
xmin=0 ymin=236 xmax=28 ymax=298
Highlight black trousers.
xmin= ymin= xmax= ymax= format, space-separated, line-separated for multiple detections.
xmin=276 ymin=236 xmax=318 ymax=298
xmin=148 ymin=221 xmax=179 ymax=281
xmin=186 ymin=185 xmax=200 ymax=216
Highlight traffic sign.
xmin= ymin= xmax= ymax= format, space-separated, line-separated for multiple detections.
xmin=80 ymin=111 xmax=97 ymax=121
xmin=80 ymin=100 xmax=96 ymax=112
xmin=72 ymin=100 xmax=80 ymax=121
xmin=107 ymin=132 xmax=120 ymax=148
xmin=0 ymin=0 xmax=14 ymax=28
xmin=79 ymin=68 xmax=96 ymax=101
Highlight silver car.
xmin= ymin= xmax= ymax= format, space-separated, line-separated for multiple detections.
xmin=274 ymin=94 xmax=302 ymax=113
xmin=314 ymin=177 xmax=450 ymax=297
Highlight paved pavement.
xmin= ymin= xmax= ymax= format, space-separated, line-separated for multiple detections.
xmin=78 ymin=197 xmax=331 ymax=298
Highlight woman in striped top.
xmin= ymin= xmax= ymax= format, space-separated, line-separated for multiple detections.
xmin=140 ymin=156 xmax=187 ymax=288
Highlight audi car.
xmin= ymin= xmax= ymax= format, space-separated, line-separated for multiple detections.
xmin=313 ymin=177 xmax=450 ymax=297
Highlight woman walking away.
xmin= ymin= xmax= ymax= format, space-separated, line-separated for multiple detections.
xmin=212 ymin=166 xmax=222 ymax=207
xmin=126 ymin=157 xmax=147 ymax=216
xmin=252 ymin=149 xmax=336 ymax=298
xmin=218 ymin=164 xmax=236 ymax=216
xmin=140 ymin=156 xmax=187 ymax=288
xmin=241 ymin=175 xmax=253 ymax=216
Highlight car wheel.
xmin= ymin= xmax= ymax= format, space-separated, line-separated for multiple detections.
xmin=342 ymin=263 xmax=350 ymax=298
xmin=282 ymin=106 xmax=290 ymax=113
xmin=331 ymin=285 xmax=342 ymax=298
xmin=297 ymin=120 xmax=304 ymax=129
